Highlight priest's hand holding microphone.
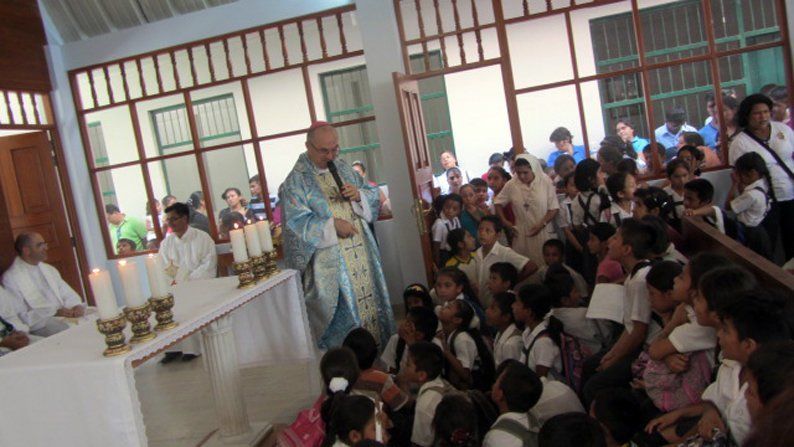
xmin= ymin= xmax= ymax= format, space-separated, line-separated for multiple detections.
xmin=329 ymin=160 xmax=360 ymax=239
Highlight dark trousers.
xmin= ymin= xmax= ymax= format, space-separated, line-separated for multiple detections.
xmin=582 ymin=350 xmax=640 ymax=407
xmin=775 ymin=199 xmax=794 ymax=261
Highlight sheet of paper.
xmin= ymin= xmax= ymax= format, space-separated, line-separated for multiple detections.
xmin=587 ymin=283 xmax=625 ymax=324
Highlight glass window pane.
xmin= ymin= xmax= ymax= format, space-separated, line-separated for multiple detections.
xmin=85 ymin=106 xmax=140 ymax=166
xmin=203 ymin=144 xmax=260 ymax=239
xmin=647 ymin=59 xmax=713 ymax=158
xmin=508 ymin=15 xmax=574 ymax=89
xmin=96 ymin=166 xmax=151 ymax=255
xmin=248 ymin=68 xmax=312 ymax=136
xmin=319 ymin=65 xmax=375 ymax=123
xmin=638 ymin=0 xmax=708 ymax=65
xmin=574 ymin=0 xmax=636 ymax=78
xmin=190 ymin=82 xmax=252 ymax=149
xmin=712 ymin=0 xmax=781 ymax=52
xmin=136 ymin=94 xmax=194 ymax=158
xmin=260 ymin=135 xmax=306 ymax=225
xmin=147 ymin=155 xmax=207 ymax=238
xmin=581 ymin=74 xmax=654 ymax=174
xmin=516 ymin=84 xmax=585 ymax=162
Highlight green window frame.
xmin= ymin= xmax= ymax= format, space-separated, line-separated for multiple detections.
xmin=318 ymin=50 xmax=456 ymax=182
xmin=86 ymin=121 xmax=118 ymax=205
xmin=590 ymin=0 xmax=783 ymax=137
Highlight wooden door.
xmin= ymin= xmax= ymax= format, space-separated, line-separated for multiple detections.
xmin=393 ymin=72 xmax=436 ymax=284
xmin=0 ymin=132 xmax=83 ymax=298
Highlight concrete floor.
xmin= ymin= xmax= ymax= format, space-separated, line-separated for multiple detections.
xmin=135 ymin=355 xmax=320 ymax=447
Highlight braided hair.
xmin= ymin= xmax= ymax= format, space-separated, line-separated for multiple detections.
xmin=734 ymin=151 xmax=777 ymax=203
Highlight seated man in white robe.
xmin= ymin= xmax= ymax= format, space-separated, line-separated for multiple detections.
xmin=2 ymin=232 xmax=82 ymax=336
xmin=158 ymin=202 xmax=218 ymax=363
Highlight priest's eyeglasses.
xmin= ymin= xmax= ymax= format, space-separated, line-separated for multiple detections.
xmin=309 ymin=142 xmax=340 ymax=156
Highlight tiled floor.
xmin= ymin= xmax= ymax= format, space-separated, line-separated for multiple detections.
xmin=135 ymin=355 xmax=321 ymax=447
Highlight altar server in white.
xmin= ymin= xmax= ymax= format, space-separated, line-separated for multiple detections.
xmin=2 ymin=232 xmax=81 ymax=336
xmin=158 ymin=202 xmax=217 ymax=363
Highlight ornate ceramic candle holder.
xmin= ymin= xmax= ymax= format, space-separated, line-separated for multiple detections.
xmin=96 ymin=313 xmax=131 ymax=357
xmin=233 ymin=259 xmax=256 ymax=289
xmin=149 ymin=294 xmax=178 ymax=332
xmin=265 ymin=250 xmax=279 ymax=277
xmin=251 ymin=255 xmax=267 ymax=281
xmin=124 ymin=302 xmax=156 ymax=344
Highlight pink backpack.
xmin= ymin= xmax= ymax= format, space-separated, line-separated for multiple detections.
xmin=634 ymin=350 xmax=713 ymax=412
xmin=276 ymin=394 xmax=326 ymax=447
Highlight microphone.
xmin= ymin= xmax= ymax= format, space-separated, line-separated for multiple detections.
xmin=326 ymin=161 xmax=349 ymax=201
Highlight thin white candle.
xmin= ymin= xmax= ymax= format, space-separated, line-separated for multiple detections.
xmin=256 ymin=218 xmax=274 ymax=252
xmin=229 ymin=223 xmax=248 ymax=262
xmin=244 ymin=220 xmax=262 ymax=257
xmin=117 ymin=260 xmax=146 ymax=308
xmin=144 ymin=254 xmax=170 ymax=297
xmin=89 ymin=268 xmax=119 ymax=320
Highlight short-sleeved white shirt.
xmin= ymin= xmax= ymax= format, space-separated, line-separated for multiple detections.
xmin=528 ymin=377 xmax=585 ymax=432
xmin=668 ymin=304 xmax=718 ymax=355
xmin=380 ymin=333 xmax=443 ymax=372
xmin=475 ymin=242 xmax=529 ymax=306
xmin=493 ymin=323 xmax=523 ymax=367
xmin=448 ymin=329 xmax=479 ymax=370
xmin=730 ymin=178 xmax=770 ymax=227
xmin=412 ymin=376 xmax=449 ymax=446
xmin=701 ymin=359 xmax=751 ymax=445
xmin=663 ymin=186 xmax=685 ymax=220
xmin=571 ymin=190 xmax=608 ymax=227
xmin=483 ymin=412 xmax=533 ymax=447
xmin=729 ymin=122 xmax=794 ymax=201
xmin=520 ymin=319 xmax=562 ymax=376
xmin=623 ymin=263 xmax=654 ymax=342
xmin=432 ymin=216 xmax=461 ymax=251
xmin=553 ymin=307 xmax=603 ymax=354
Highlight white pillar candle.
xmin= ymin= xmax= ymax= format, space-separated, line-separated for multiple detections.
xmin=117 ymin=260 xmax=146 ymax=308
xmin=144 ymin=254 xmax=170 ymax=298
xmin=89 ymin=268 xmax=119 ymax=320
xmin=229 ymin=224 xmax=248 ymax=263
xmin=244 ymin=220 xmax=263 ymax=257
xmin=255 ymin=219 xmax=274 ymax=252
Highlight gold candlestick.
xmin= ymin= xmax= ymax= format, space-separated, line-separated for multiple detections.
xmin=233 ymin=259 xmax=256 ymax=289
xmin=265 ymin=250 xmax=279 ymax=277
xmin=96 ymin=313 xmax=131 ymax=357
xmin=251 ymin=255 xmax=267 ymax=281
xmin=149 ymin=294 xmax=178 ymax=332
xmin=124 ymin=302 xmax=156 ymax=344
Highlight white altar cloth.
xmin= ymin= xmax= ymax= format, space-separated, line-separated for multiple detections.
xmin=0 ymin=269 xmax=314 ymax=447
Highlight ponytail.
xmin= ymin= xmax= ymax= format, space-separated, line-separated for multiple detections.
xmin=546 ymin=315 xmax=565 ymax=348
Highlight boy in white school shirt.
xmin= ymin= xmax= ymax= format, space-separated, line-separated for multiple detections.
xmin=484 ymin=360 xmax=543 ymax=447
xmin=402 ymin=341 xmax=450 ymax=447
xmin=583 ymin=219 xmax=660 ymax=406
xmin=475 ymin=215 xmax=538 ymax=307
xmin=431 ymin=193 xmax=462 ymax=267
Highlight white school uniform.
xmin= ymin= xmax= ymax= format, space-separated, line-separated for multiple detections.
xmin=663 ymin=186 xmax=685 ymax=221
xmin=528 ymin=377 xmax=585 ymax=432
xmin=411 ymin=376 xmax=449 ymax=446
xmin=603 ymin=202 xmax=634 ymax=227
xmin=701 ymin=359 xmax=751 ymax=445
xmin=623 ymin=263 xmax=661 ymax=345
xmin=474 ymin=242 xmax=529 ymax=307
xmin=493 ymin=323 xmax=523 ymax=366
xmin=729 ymin=122 xmax=794 ymax=202
xmin=668 ymin=304 xmax=717 ymax=362
xmin=571 ymin=190 xmax=608 ymax=227
xmin=483 ymin=412 xmax=533 ymax=447
xmin=730 ymin=178 xmax=770 ymax=227
xmin=520 ymin=318 xmax=562 ymax=377
xmin=379 ymin=333 xmax=444 ymax=372
xmin=448 ymin=329 xmax=479 ymax=370
xmin=431 ymin=216 xmax=461 ymax=251
xmin=552 ymin=307 xmax=603 ymax=354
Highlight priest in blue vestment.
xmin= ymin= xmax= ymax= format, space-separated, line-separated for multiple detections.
xmin=280 ymin=121 xmax=395 ymax=349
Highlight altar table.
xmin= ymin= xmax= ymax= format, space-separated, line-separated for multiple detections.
xmin=0 ymin=269 xmax=316 ymax=447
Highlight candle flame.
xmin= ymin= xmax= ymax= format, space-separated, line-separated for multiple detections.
xmin=92 ymin=268 xmax=100 ymax=274
xmin=118 ymin=260 xmax=127 ymax=267
xmin=148 ymin=253 xmax=155 ymax=258
xmin=247 ymin=219 xmax=252 ymax=224
xmin=233 ymin=223 xmax=239 ymax=229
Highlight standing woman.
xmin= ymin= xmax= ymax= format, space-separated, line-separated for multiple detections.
xmin=494 ymin=154 xmax=560 ymax=266
xmin=730 ymin=94 xmax=794 ymax=260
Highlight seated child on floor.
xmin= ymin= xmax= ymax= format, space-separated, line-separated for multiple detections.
xmin=437 ymin=299 xmax=495 ymax=391
xmin=404 ymin=341 xmax=449 ymax=447
xmin=343 ymin=328 xmax=409 ymax=413
xmin=483 ymin=360 xmax=544 ymax=447
xmin=545 ymin=265 xmax=605 ymax=355
xmin=381 ymin=306 xmax=438 ymax=374
xmin=486 ymin=291 xmax=524 ymax=367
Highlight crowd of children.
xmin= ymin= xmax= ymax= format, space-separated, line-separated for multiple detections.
xmin=279 ymin=93 xmax=794 ymax=447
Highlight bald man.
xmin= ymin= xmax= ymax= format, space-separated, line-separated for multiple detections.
xmin=280 ymin=121 xmax=395 ymax=349
xmin=1 ymin=232 xmax=80 ymax=336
